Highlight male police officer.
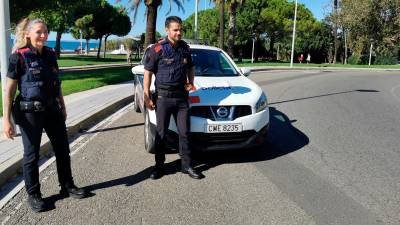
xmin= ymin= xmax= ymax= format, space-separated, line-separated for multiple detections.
xmin=143 ymin=16 xmax=204 ymax=180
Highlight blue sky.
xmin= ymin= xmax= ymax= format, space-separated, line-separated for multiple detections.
xmin=49 ymin=0 xmax=331 ymax=41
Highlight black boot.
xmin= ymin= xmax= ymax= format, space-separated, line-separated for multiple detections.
xmin=181 ymin=167 xmax=204 ymax=179
xmin=60 ymin=184 xmax=88 ymax=199
xmin=27 ymin=193 xmax=46 ymax=212
xmin=150 ymin=165 xmax=165 ymax=180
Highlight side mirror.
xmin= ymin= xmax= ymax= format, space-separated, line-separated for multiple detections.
xmin=240 ymin=67 xmax=251 ymax=76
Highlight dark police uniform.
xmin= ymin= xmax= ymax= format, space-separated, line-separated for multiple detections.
xmin=143 ymin=38 xmax=194 ymax=169
xmin=7 ymin=45 xmax=74 ymax=195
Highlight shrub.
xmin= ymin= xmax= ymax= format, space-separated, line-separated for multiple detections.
xmin=374 ymin=52 xmax=397 ymax=65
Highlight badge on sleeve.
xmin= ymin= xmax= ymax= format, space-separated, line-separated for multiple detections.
xmin=183 ymin=58 xmax=187 ymax=64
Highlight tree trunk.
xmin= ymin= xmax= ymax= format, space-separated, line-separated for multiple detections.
xmin=104 ymin=35 xmax=109 ymax=58
xmin=333 ymin=0 xmax=338 ymax=64
xmin=55 ymin=31 xmax=62 ymax=59
xmin=238 ymin=46 xmax=243 ymax=62
xmin=145 ymin=1 xmax=161 ymax=48
xmin=97 ymin=36 xmax=102 ymax=58
xmin=85 ymin=39 xmax=89 ymax=55
xmin=269 ymin=35 xmax=275 ymax=59
xmin=227 ymin=2 xmax=237 ymax=58
xmin=219 ymin=0 xmax=225 ymax=50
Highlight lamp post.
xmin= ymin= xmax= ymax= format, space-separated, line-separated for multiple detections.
xmin=194 ymin=0 xmax=198 ymax=39
xmin=80 ymin=30 xmax=83 ymax=55
xmin=251 ymin=33 xmax=256 ymax=63
xmin=290 ymin=0 xmax=298 ymax=68
xmin=368 ymin=39 xmax=374 ymax=66
xmin=1 ymin=0 xmax=11 ymax=117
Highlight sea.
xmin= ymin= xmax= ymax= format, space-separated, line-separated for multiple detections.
xmin=46 ymin=40 xmax=99 ymax=52
xmin=10 ymin=39 xmax=99 ymax=52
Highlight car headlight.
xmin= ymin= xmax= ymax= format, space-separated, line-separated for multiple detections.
xmin=255 ymin=93 xmax=268 ymax=113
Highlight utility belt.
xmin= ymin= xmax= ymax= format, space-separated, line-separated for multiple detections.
xmin=156 ymin=83 xmax=188 ymax=99
xmin=19 ymin=100 xmax=45 ymax=112
xmin=15 ymin=97 xmax=58 ymax=112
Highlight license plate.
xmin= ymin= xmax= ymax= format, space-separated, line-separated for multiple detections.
xmin=206 ymin=124 xmax=243 ymax=133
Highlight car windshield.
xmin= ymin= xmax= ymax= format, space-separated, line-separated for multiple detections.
xmin=191 ymin=49 xmax=239 ymax=77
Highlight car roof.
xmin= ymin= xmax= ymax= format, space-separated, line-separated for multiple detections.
xmin=145 ymin=43 xmax=222 ymax=52
xmin=188 ymin=44 xmax=222 ymax=51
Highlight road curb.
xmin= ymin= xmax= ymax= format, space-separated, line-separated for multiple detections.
xmin=248 ymin=66 xmax=400 ymax=72
xmin=60 ymin=64 xmax=136 ymax=72
xmin=0 ymin=94 xmax=133 ymax=188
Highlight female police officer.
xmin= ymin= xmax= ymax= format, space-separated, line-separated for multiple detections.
xmin=3 ymin=18 xmax=87 ymax=212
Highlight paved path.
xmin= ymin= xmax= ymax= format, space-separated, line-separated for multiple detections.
xmin=0 ymin=81 xmax=134 ymax=186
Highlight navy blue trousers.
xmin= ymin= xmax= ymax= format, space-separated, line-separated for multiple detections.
xmin=155 ymin=97 xmax=191 ymax=168
xmin=18 ymin=109 xmax=73 ymax=195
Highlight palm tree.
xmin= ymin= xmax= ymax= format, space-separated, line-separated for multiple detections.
xmin=333 ymin=0 xmax=338 ymax=63
xmin=213 ymin=0 xmax=225 ymax=49
xmin=226 ymin=0 xmax=244 ymax=58
xmin=128 ymin=0 xmax=185 ymax=48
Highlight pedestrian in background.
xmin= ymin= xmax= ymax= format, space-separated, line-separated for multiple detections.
xmin=3 ymin=18 xmax=88 ymax=212
xmin=306 ymin=53 xmax=311 ymax=64
xmin=143 ymin=16 xmax=204 ymax=180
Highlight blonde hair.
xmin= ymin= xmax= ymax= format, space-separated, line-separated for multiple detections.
xmin=12 ymin=18 xmax=47 ymax=53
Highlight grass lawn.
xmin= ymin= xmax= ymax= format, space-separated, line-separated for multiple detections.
xmin=235 ymin=59 xmax=400 ymax=69
xmin=58 ymin=54 xmax=140 ymax=67
xmin=0 ymin=67 xmax=133 ymax=117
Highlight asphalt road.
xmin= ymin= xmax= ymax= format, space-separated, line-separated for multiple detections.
xmin=1 ymin=70 xmax=399 ymax=225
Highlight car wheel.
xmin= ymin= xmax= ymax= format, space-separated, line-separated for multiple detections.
xmin=144 ymin=109 xmax=156 ymax=153
xmin=133 ymin=84 xmax=141 ymax=113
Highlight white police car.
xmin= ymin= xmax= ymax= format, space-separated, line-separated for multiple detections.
xmin=132 ymin=44 xmax=269 ymax=152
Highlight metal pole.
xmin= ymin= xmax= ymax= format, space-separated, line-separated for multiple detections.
xmin=251 ymin=37 xmax=255 ymax=64
xmin=344 ymin=28 xmax=348 ymax=64
xmin=369 ymin=42 xmax=373 ymax=66
xmin=1 ymin=0 xmax=12 ymax=117
xmin=194 ymin=0 xmax=198 ymax=39
xmin=80 ymin=30 xmax=83 ymax=55
xmin=290 ymin=0 xmax=298 ymax=68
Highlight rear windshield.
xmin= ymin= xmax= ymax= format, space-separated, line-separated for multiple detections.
xmin=191 ymin=49 xmax=239 ymax=77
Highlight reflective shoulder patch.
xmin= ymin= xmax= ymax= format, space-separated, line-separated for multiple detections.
xmin=154 ymin=44 xmax=162 ymax=53
xmin=16 ymin=48 xmax=30 ymax=54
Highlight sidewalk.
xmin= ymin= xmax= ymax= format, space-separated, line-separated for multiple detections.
xmin=0 ymin=81 xmax=134 ymax=187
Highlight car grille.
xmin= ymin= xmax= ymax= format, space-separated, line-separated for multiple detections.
xmin=190 ymin=130 xmax=256 ymax=146
xmin=190 ymin=105 xmax=251 ymax=121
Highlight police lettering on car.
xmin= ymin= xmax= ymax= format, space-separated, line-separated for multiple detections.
xmin=143 ymin=16 xmax=204 ymax=180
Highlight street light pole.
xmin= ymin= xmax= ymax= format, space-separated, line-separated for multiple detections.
xmin=80 ymin=30 xmax=83 ymax=55
xmin=369 ymin=40 xmax=373 ymax=66
xmin=290 ymin=0 xmax=298 ymax=68
xmin=1 ymin=0 xmax=12 ymax=117
xmin=251 ymin=33 xmax=256 ymax=64
xmin=194 ymin=0 xmax=198 ymax=39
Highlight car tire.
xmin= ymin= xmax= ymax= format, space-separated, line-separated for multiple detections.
xmin=144 ymin=109 xmax=156 ymax=153
xmin=133 ymin=84 xmax=141 ymax=113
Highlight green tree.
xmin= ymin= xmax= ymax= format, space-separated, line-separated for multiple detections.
xmin=71 ymin=14 xmax=95 ymax=55
xmin=183 ymin=8 xmax=221 ymax=46
xmin=103 ymin=7 xmax=131 ymax=58
xmin=340 ymin=0 xmax=400 ymax=63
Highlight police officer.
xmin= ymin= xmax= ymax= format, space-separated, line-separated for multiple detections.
xmin=3 ymin=18 xmax=87 ymax=212
xmin=143 ymin=16 xmax=204 ymax=180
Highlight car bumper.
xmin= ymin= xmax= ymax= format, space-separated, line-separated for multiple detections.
xmin=166 ymin=123 xmax=269 ymax=151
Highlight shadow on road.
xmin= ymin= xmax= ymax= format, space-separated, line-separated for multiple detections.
xmin=269 ymin=89 xmax=379 ymax=105
xmin=194 ymin=107 xmax=309 ymax=172
xmin=57 ymin=107 xmax=308 ymax=203
xmin=80 ymin=123 xmax=144 ymax=134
